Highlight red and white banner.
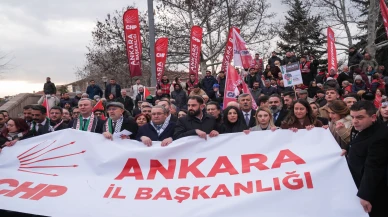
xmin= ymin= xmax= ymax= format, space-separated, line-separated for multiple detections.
xmin=0 ymin=129 xmax=367 ymax=217
xmin=123 ymin=9 xmax=142 ymax=77
xmin=380 ymin=0 xmax=388 ymax=38
xmin=155 ymin=38 xmax=169 ymax=83
xmin=327 ymin=27 xmax=337 ymax=73
xmin=233 ymin=29 xmax=252 ymax=69
xmin=41 ymin=96 xmax=50 ymax=117
xmin=223 ymin=64 xmax=242 ymax=106
xmin=221 ymin=27 xmax=240 ymax=72
xmin=189 ymin=26 xmax=203 ymax=80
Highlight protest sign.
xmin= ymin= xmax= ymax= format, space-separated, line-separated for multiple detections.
xmin=0 ymin=129 xmax=367 ymax=217
xmin=280 ymin=62 xmax=303 ymax=87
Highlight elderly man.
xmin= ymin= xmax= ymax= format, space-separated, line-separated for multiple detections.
xmin=157 ymin=100 xmax=178 ymax=123
xmin=338 ymin=66 xmax=353 ymax=85
xmin=69 ymin=98 xmax=104 ymax=133
xmin=102 ymin=102 xmax=138 ymax=140
xmin=116 ymin=89 xmax=134 ymax=114
xmin=238 ymin=94 xmax=256 ymax=128
xmin=136 ymin=105 xmax=176 ymax=147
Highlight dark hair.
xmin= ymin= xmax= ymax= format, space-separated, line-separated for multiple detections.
xmin=188 ymin=96 xmax=204 ymax=105
xmin=283 ymin=99 xmax=316 ymax=125
xmin=258 ymin=95 xmax=269 ymax=105
xmin=327 ymin=100 xmax=350 ymax=119
xmin=90 ymin=79 xmax=95 ymax=82
xmin=110 ymin=78 xmax=115 ymax=81
xmin=283 ymin=91 xmax=296 ymax=99
xmin=50 ymin=106 xmax=63 ymax=114
xmin=179 ymin=109 xmax=188 ymax=114
xmin=362 ymin=91 xmax=375 ymax=101
xmin=31 ymin=105 xmax=47 ymax=115
xmin=269 ymin=94 xmax=282 ymax=101
xmin=159 ymin=99 xmax=171 ymax=106
xmin=222 ymin=106 xmax=248 ymax=132
xmin=0 ymin=110 xmax=8 ymax=114
xmin=23 ymin=105 xmax=33 ymax=110
xmin=316 ymin=89 xmax=325 ymax=94
xmin=377 ymin=88 xmax=386 ymax=95
xmin=134 ymin=113 xmax=150 ymax=123
xmin=1 ymin=118 xmax=30 ymax=137
xmin=343 ymin=93 xmax=359 ymax=101
xmin=325 ymin=87 xmax=339 ymax=94
xmin=350 ymin=101 xmax=377 ymax=116
xmin=206 ymin=101 xmax=221 ymax=110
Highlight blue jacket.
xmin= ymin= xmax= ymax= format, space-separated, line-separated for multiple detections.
xmin=86 ymin=85 xmax=103 ymax=99
xmin=136 ymin=122 xmax=176 ymax=141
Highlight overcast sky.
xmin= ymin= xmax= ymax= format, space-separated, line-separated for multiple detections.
xmin=0 ymin=0 xmax=286 ymax=97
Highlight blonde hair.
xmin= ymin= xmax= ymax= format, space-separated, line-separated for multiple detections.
xmin=255 ymin=107 xmax=276 ymax=127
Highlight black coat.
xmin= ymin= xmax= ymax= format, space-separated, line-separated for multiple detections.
xmin=242 ymin=109 xmax=256 ymax=128
xmin=68 ymin=117 xmax=105 ymax=134
xmin=103 ymin=117 xmax=138 ymax=139
xmin=136 ymin=122 xmax=175 ymax=141
xmin=116 ymin=96 xmax=134 ymax=112
xmin=173 ymin=114 xmax=221 ymax=140
xmin=347 ymin=122 xmax=388 ymax=216
xmin=105 ymin=84 xmax=122 ymax=99
xmin=337 ymin=72 xmax=353 ymax=85
xmin=274 ymin=108 xmax=289 ymax=127
xmin=43 ymin=81 xmax=56 ymax=94
xmin=51 ymin=121 xmax=68 ymax=131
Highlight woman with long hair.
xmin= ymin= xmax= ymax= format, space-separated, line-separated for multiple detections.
xmin=220 ymin=106 xmax=248 ymax=133
xmin=374 ymin=88 xmax=385 ymax=108
xmin=309 ymin=102 xmax=329 ymax=125
xmin=327 ymin=100 xmax=352 ymax=149
xmin=378 ymin=98 xmax=388 ymax=126
xmin=308 ymin=81 xmax=319 ymax=99
xmin=0 ymin=118 xmax=31 ymax=151
xmin=281 ymin=99 xmax=323 ymax=131
xmin=250 ymin=107 xmax=279 ymax=131
xmin=134 ymin=114 xmax=150 ymax=127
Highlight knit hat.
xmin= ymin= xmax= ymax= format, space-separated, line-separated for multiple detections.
xmin=213 ymin=84 xmax=220 ymax=88
xmin=355 ymin=75 xmax=362 ymax=81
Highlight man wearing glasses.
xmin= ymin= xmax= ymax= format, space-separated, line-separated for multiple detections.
xmin=102 ymin=102 xmax=138 ymax=140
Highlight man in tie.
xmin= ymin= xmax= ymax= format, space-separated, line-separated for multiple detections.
xmin=238 ymin=94 xmax=256 ymax=128
xmin=69 ymin=98 xmax=104 ymax=133
xmin=29 ymin=105 xmax=54 ymax=137
xmin=102 ymin=102 xmax=138 ymax=140
xmin=136 ymin=105 xmax=176 ymax=147
xmin=268 ymin=94 xmax=289 ymax=127
xmin=49 ymin=106 xmax=68 ymax=131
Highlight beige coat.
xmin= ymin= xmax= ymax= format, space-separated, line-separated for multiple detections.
xmin=329 ymin=115 xmax=352 ymax=149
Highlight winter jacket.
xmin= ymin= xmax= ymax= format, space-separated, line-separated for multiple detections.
xmin=186 ymin=79 xmax=200 ymax=95
xmin=268 ymin=56 xmax=281 ymax=69
xmin=359 ymin=59 xmax=378 ymax=73
xmin=315 ymin=72 xmax=326 ymax=84
xmin=201 ymin=76 xmax=218 ymax=96
xmin=244 ymin=73 xmax=262 ymax=89
xmin=282 ymin=56 xmax=297 ymax=65
xmin=337 ymin=71 xmax=353 ymax=85
xmin=157 ymin=79 xmax=171 ymax=95
xmin=60 ymin=97 xmax=76 ymax=108
xmin=352 ymin=82 xmax=367 ymax=93
xmin=171 ymin=88 xmax=188 ymax=109
xmin=105 ymin=84 xmax=122 ymax=99
xmin=86 ymin=85 xmax=103 ymax=99
xmin=116 ymin=96 xmax=134 ymax=112
xmin=310 ymin=59 xmax=319 ymax=77
xmin=217 ymin=77 xmax=226 ymax=95
xmin=261 ymin=86 xmax=277 ymax=96
xmin=371 ymin=79 xmax=385 ymax=93
xmin=43 ymin=81 xmax=56 ymax=95
xmin=329 ymin=115 xmax=352 ymax=149
xmin=348 ymin=51 xmax=363 ymax=68
xmin=249 ymin=88 xmax=262 ymax=105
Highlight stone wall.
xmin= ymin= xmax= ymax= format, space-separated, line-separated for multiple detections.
xmin=0 ymin=93 xmax=42 ymax=118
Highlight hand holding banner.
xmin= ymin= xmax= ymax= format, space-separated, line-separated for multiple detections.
xmin=123 ymin=9 xmax=142 ymax=77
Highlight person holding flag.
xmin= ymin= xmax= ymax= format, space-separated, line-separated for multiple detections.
xmin=102 ymin=102 xmax=138 ymax=140
xmin=69 ymin=98 xmax=104 ymax=133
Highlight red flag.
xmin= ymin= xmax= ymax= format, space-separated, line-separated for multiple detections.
xmin=221 ymin=27 xmax=240 ymax=72
xmin=241 ymin=80 xmax=258 ymax=110
xmin=223 ymin=64 xmax=242 ymax=107
xmin=189 ymin=26 xmax=203 ymax=80
xmin=155 ymin=38 xmax=169 ymax=83
xmin=327 ymin=27 xmax=337 ymax=73
xmin=380 ymin=0 xmax=388 ymax=38
xmin=93 ymin=100 xmax=106 ymax=120
xmin=123 ymin=9 xmax=142 ymax=77
xmin=143 ymin=87 xmax=151 ymax=99
xmin=42 ymin=96 xmax=50 ymax=117
xmin=233 ymin=29 xmax=253 ymax=69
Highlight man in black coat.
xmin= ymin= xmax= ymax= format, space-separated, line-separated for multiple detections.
xmin=268 ymin=51 xmax=281 ymax=70
xmin=29 ymin=105 xmax=54 ymax=137
xmin=173 ymin=96 xmax=221 ymax=140
xmin=116 ymin=89 xmax=134 ymax=115
xmin=69 ymin=99 xmax=104 ymax=133
xmin=137 ymin=105 xmax=176 ymax=146
xmin=344 ymin=101 xmax=388 ymax=217
xmin=43 ymin=77 xmax=56 ymax=95
xmin=238 ymin=94 xmax=256 ymax=128
xmin=102 ymin=102 xmax=138 ymax=140
xmin=337 ymin=66 xmax=354 ymax=85
xmin=268 ymin=94 xmax=288 ymax=127
xmin=104 ymin=78 xmax=122 ymax=99
xmin=49 ymin=106 xmax=68 ymax=131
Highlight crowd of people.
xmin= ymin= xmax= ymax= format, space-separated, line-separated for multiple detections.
xmin=0 ymin=48 xmax=387 ymax=216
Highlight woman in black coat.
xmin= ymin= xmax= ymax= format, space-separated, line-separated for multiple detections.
xmin=220 ymin=106 xmax=248 ymax=133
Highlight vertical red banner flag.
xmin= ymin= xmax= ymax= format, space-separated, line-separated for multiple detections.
xmin=327 ymin=27 xmax=337 ymax=73
xmin=221 ymin=27 xmax=240 ymax=72
xmin=123 ymin=9 xmax=142 ymax=77
xmin=223 ymin=64 xmax=242 ymax=106
xmin=380 ymin=0 xmax=388 ymax=38
xmin=155 ymin=38 xmax=169 ymax=84
xmin=233 ymin=29 xmax=253 ymax=69
xmin=42 ymin=96 xmax=50 ymax=117
xmin=189 ymin=26 xmax=203 ymax=79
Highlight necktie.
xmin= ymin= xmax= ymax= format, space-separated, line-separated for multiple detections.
xmin=274 ymin=112 xmax=279 ymax=121
xmin=155 ymin=125 xmax=162 ymax=130
xmin=37 ymin=123 xmax=43 ymax=134
xmin=245 ymin=113 xmax=250 ymax=126
xmin=83 ymin=119 xmax=87 ymax=130
xmin=112 ymin=121 xmax=117 ymax=130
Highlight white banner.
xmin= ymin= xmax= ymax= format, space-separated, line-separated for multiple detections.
xmin=280 ymin=62 xmax=303 ymax=87
xmin=0 ymin=129 xmax=367 ymax=217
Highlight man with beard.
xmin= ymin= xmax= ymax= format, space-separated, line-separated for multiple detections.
xmin=319 ymin=87 xmax=339 ymax=119
xmin=173 ymin=96 xmax=220 ymax=140
xmin=186 ymin=74 xmax=200 ymax=95
xmin=343 ymin=101 xmax=388 ymax=216
xmin=157 ymin=75 xmax=171 ymax=98
xmin=250 ymin=81 xmax=262 ymax=105
xmin=23 ymin=105 xmax=33 ymax=127
xmin=49 ymin=106 xmax=68 ymax=131
xmin=135 ymin=87 xmax=145 ymax=107
xmin=283 ymin=92 xmax=296 ymax=110
xmin=71 ymin=107 xmax=80 ymax=120
xmin=62 ymin=108 xmax=72 ymax=125
xmin=0 ymin=113 xmax=6 ymax=132
xmin=238 ymin=94 xmax=256 ymax=128
xmin=29 ymin=105 xmax=54 ymax=137
xmin=268 ymin=94 xmax=288 ymax=127
xmin=171 ymin=83 xmax=187 ymax=109
xmin=86 ymin=80 xmax=103 ymax=100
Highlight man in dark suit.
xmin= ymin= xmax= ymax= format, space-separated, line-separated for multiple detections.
xmin=268 ymin=94 xmax=289 ymax=127
xmin=104 ymin=78 xmax=122 ymax=99
xmin=238 ymin=94 xmax=256 ymax=128
xmin=136 ymin=105 xmax=176 ymax=146
xmin=344 ymin=101 xmax=388 ymax=216
xmin=29 ymin=105 xmax=54 ymax=137
xmin=69 ymin=98 xmax=104 ymax=133
xmin=49 ymin=106 xmax=68 ymax=131
xmin=102 ymin=102 xmax=138 ymax=140
xmin=157 ymin=100 xmax=178 ymax=123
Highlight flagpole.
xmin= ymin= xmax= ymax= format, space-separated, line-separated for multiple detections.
xmin=148 ymin=0 xmax=157 ymax=87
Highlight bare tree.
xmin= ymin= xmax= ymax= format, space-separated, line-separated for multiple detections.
xmin=0 ymin=50 xmax=13 ymax=77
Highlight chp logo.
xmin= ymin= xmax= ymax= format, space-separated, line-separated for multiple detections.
xmin=155 ymin=41 xmax=168 ymax=53
xmin=17 ymin=140 xmax=85 ymax=176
